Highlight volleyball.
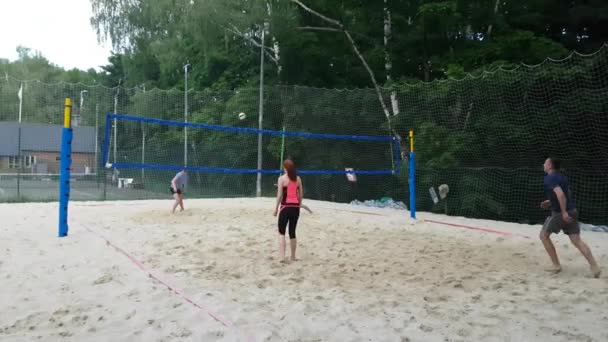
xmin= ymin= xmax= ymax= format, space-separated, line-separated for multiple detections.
xmin=238 ymin=112 xmax=246 ymax=120
xmin=105 ymin=162 xmax=112 ymax=169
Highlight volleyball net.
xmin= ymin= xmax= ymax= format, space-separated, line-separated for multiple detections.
xmin=102 ymin=113 xmax=403 ymax=203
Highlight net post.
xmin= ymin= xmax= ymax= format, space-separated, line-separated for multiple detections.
xmin=408 ymin=130 xmax=416 ymax=219
xmin=58 ymin=98 xmax=73 ymax=237
xmin=393 ymin=137 xmax=401 ymax=173
xmin=279 ymin=125 xmax=286 ymax=170
xmin=101 ymin=113 xmax=112 ymax=200
xmin=101 ymin=113 xmax=112 ymax=168
xmin=256 ymin=28 xmax=265 ymax=198
xmin=17 ymin=126 xmax=21 ymax=199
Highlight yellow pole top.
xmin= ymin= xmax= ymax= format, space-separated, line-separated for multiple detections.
xmin=409 ymin=130 xmax=414 ymax=152
xmin=64 ymin=98 xmax=72 ymax=128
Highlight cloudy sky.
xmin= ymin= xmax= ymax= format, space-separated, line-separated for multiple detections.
xmin=0 ymin=0 xmax=112 ymax=70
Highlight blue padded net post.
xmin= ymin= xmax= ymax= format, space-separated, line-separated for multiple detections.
xmin=408 ymin=130 xmax=416 ymax=219
xmin=102 ymin=113 xmax=112 ymax=168
xmin=58 ymin=99 xmax=73 ymax=237
xmin=409 ymin=151 xmax=416 ymax=219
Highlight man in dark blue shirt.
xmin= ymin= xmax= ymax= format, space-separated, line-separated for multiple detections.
xmin=540 ymin=158 xmax=600 ymax=278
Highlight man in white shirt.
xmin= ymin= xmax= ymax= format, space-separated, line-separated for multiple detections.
xmin=170 ymin=169 xmax=188 ymax=213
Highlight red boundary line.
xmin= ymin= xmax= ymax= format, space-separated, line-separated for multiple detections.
xmin=424 ymin=219 xmax=532 ymax=239
xmin=315 ymin=207 xmax=386 ymax=216
xmin=84 ymin=227 xmax=256 ymax=342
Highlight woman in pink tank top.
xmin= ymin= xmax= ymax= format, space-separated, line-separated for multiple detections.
xmin=273 ymin=159 xmax=304 ymax=262
xmin=283 ymin=180 xmax=300 ymax=206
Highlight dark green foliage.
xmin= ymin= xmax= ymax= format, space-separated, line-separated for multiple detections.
xmin=2 ymin=1 xmax=608 ymax=225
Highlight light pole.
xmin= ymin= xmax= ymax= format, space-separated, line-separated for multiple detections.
xmin=113 ymin=79 xmax=122 ymax=166
xmin=95 ymin=104 xmax=99 ymax=174
xmin=77 ymin=90 xmax=88 ymax=127
xmin=184 ymin=63 xmax=190 ymax=167
xmin=256 ymin=26 xmax=265 ymax=197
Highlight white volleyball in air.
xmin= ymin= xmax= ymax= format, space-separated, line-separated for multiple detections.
xmin=238 ymin=112 xmax=246 ymax=120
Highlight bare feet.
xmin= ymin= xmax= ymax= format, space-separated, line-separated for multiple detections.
xmin=591 ymin=265 xmax=601 ymax=278
xmin=290 ymin=257 xmax=298 ymax=262
xmin=545 ymin=265 xmax=562 ymax=274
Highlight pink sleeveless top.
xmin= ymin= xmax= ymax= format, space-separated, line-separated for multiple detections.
xmin=281 ymin=179 xmax=300 ymax=208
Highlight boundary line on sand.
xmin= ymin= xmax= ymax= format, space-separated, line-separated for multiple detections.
xmin=83 ymin=226 xmax=256 ymax=342
xmin=315 ymin=207 xmax=386 ymax=216
xmin=424 ymin=219 xmax=532 ymax=239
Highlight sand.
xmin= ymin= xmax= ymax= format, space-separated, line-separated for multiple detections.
xmin=1 ymin=198 xmax=607 ymax=342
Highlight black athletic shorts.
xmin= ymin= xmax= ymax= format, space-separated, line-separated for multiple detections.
xmin=169 ymin=187 xmax=183 ymax=195
xmin=542 ymin=209 xmax=580 ymax=235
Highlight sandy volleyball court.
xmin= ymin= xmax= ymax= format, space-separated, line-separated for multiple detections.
xmin=1 ymin=198 xmax=607 ymax=341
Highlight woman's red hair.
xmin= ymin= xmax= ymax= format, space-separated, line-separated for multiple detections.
xmin=284 ymin=159 xmax=297 ymax=181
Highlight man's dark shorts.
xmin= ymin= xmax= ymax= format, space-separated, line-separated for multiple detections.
xmin=542 ymin=209 xmax=580 ymax=235
xmin=169 ymin=187 xmax=182 ymax=195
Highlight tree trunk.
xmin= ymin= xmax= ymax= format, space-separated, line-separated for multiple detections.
xmin=291 ymin=0 xmax=392 ymax=121
xmin=423 ymin=30 xmax=430 ymax=82
xmin=292 ymin=0 xmax=401 ymax=168
xmin=384 ymin=0 xmax=392 ymax=84
xmin=486 ymin=0 xmax=500 ymax=39
xmin=384 ymin=0 xmax=399 ymax=116
xmin=224 ymin=30 xmax=228 ymax=51
xmin=272 ymin=36 xmax=282 ymax=78
xmin=266 ymin=1 xmax=282 ymax=78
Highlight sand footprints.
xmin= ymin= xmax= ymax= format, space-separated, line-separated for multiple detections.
xmin=92 ymin=265 xmax=120 ymax=285
xmin=124 ymin=310 xmax=136 ymax=320
xmin=256 ymin=279 xmax=272 ymax=289
xmin=1 ymin=312 xmax=45 ymax=335
xmin=93 ymin=273 xmax=114 ymax=285
xmin=1 ymin=306 xmax=92 ymax=339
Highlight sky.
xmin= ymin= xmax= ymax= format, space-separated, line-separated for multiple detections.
xmin=0 ymin=0 xmax=112 ymax=70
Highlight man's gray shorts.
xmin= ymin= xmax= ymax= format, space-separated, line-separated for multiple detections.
xmin=542 ymin=209 xmax=580 ymax=235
